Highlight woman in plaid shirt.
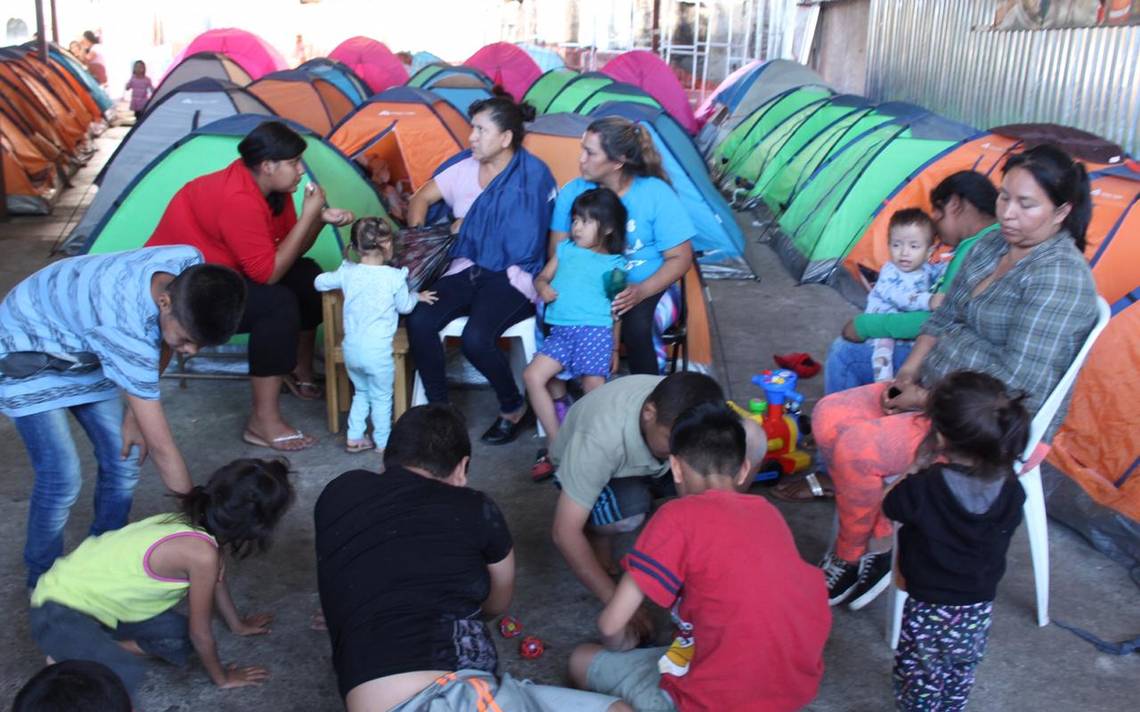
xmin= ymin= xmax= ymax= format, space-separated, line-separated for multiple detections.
xmin=814 ymin=144 xmax=1099 ymax=609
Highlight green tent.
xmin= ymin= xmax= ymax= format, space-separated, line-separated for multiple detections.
xmin=771 ymin=109 xmax=976 ymax=283
xmin=84 ymin=115 xmax=388 ymax=271
xmin=753 ymin=102 xmax=945 ymax=214
xmin=542 ymin=72 xmax=660 ymax=115
xmin=709 ymin=85 xmax=833 ymax=190
xmin=750 ymin=96 xmax=878 ymax=212
xmin=523 ymin=68 xmax=578 ymax=113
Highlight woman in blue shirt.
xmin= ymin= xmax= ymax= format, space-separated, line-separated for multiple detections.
xmin=549 ymin=117 xmax=695 ymax=374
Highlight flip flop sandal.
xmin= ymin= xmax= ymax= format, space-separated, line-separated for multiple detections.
xmin=242 ymin=429 xmax=316 ymax=452
xmin=773 ymin=352 xmax=822 ymax=379
xmin=345 ymin=438 xmax=374 ymax=454
xmin=768 ymin=471 xmax=835 ymax=502
xmin=281 ymin=374 xmax=323 ymax=400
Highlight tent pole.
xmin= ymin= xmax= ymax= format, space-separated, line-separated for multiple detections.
xmin=50 ymin=0 xmax=60 ymax=43
xmin=35 ymin=0 xmax=49 ymax=62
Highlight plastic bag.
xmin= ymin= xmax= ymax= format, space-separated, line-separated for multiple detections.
xmin=391 ymin=225 xmax=457 ymax=292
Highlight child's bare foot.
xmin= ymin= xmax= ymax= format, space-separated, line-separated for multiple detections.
xmin=117 ymin=639 xmax=146 ymax=656
xmin=345 ymin=437 xmax=374 ymax=454
xmin=310 ymin=610 xmax=327 ymax=631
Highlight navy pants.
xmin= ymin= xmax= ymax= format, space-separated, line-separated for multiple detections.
xmin=406 ymin=267 xmax=534 ymax=412
xmin=893 ymin=598 xmax=993 ymax=711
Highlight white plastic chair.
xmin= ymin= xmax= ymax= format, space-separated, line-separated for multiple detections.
xmin=886 ymin=296 xmax=1111 ymax=647
xmin=411 ymin=316 xmax=545 ymax=437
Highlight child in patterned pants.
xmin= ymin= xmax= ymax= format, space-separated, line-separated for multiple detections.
xmin=893 ymin=599 xmax=993 ymax=710
xmin=882 ymin=371 xmax=1031 ymax=711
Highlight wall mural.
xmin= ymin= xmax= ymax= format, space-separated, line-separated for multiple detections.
xmin=990 ymin=0 xmax=1140 ymax=29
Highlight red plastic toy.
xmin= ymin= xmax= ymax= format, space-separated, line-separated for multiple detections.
xmin=519 ymin=636 xmax=545 ymax=659
xmin=499 ymin=616 xmax=523 ymax=638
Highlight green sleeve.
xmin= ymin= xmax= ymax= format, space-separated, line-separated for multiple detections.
xmin=853 ymin=310 xmax=930 ymax=340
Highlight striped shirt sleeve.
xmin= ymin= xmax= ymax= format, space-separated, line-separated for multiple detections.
xmin=623 ymin=502 xmax=685 ymax=608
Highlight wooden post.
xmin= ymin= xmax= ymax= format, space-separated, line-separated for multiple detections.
xmin=50 ymin=0 xmax=60 ymax=43
xmin=34 ymin=0 xmax=49 ymax=62
xmin=652 ymin=0 xmax=662 ymax=53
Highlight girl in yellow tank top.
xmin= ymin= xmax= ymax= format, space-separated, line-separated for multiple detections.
xmin=29 ymin=458 xmax=295 ymax=697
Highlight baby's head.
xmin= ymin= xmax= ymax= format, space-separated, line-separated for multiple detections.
xmin=350 ymin=217 xmax=395 ymax=261
xmin=887 ymin=208 xmax=937 ymax=273
xmin=668 ymin=401 xmax=752 ymax=495
xmin=570 ymin=187 xmax=627 ymax=255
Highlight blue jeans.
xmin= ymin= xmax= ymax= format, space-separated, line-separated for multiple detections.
xmin=824 ymin=337 xmax=914 ymax=395
xmin=12 ymin=397 xmax=140 ymax=587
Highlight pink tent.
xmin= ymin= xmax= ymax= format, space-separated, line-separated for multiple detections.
xmin=602 ymin=50 xmax=698 ymax=134
xmin=167 ymin=28 xmax=287 ymax=81
xmin=329 ymin=36 xmax=408 ymax=95
xmin=464 ymin=42 xmax=541 ymax=102
xmin=695 ymin=59 xmax=762 ymax=126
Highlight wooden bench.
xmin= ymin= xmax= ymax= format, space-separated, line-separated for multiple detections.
xmin=321 ymin=290 xmax=412 ymax=434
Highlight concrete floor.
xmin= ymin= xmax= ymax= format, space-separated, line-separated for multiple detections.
xmin=0 ymin=128 xmax=1137 ymax=710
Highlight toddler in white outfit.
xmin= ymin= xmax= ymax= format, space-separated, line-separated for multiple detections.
xmin=315 ymin=218 xmax=436 ymax=453
xmin=866 ymin=209 xmax=942 ymax=382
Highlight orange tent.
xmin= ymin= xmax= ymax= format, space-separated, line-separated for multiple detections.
xmin=329 ymin=87 xmax=469 ymax=190
xmin=842 ymin=127 xmax=1128 ymax=282
xmin=246 ymin=71 xmax=355 ymax=136
xmin=1048 ymin=165 xmax=1140 ymax=521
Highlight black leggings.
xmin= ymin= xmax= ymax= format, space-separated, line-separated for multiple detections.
xmin=621 ymin=289 xmax=665 ymax=375
xmin=406 ymin=268 xmax=534 ymax=412
xmin=236 ymin=257 xmax=322 ymax=377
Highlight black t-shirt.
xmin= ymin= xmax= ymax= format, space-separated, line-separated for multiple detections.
xmin=314 ymin=467 xmax=513 ymax=698
xmin=883 ymin=464 xmax=1025 ymax=605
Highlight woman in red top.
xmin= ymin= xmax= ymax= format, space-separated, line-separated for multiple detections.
xmin=148 ymin=121 xmax=353 ymax=450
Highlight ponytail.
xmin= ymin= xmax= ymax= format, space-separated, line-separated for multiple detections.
xmin=175 ymin=458 xmax=295 ymax=558
xmin=586 ymin=117 xmax=670 ymax=184
xmin=1003 ymin=144 xmax=1092 ymax=252
xmin=925 ymin=371 xmax=1030 ymax=481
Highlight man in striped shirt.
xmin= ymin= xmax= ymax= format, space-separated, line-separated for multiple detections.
xmin=0 ymin=246 xmax=245 ymax=587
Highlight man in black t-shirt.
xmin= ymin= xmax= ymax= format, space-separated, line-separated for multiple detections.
xmin=315 ymin=405 xmax=629 ymax=712
xmin=315 ymin=405 xmax=514 ymax=708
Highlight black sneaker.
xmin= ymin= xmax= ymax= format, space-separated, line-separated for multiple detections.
xmin=820 ymin=553 xmax=861 ymax=606
xmin=847 ymin=551 xmax=893 ymax=610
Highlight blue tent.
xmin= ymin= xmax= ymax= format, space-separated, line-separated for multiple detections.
xmin=43 ymin=44 xmax=113 ymax=113
xmin=411 ymin=51 xmax=442 ymax=73
xmin=407 ymin=63 xmax=494 ymax=118
xmin=590 ymin=102 xmax=749 ymax=276
xmin=298 ymin=57 xmax=370 ymax=104
xmin=517 ymin=43 xmax=564 ymax=72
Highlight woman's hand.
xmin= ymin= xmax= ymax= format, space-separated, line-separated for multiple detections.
xmin=219 ymin=664 xmax=271 ymax=689
xmin=928 ymin=293 xmax=946 ymax=310
xmin=321 ymin=208 xmax=354 ymax=227
xmin=301 ymin=182 xmax=326 ymax=218
xmin=231 ymin=613 xmax=274 ymax=636
xmin=612 ymin=283 xmax=648 ymax=316
xmin=536 ymin=282 xmax=559 ymax=304
xmin=882 ymin=381 xmax=928 ymax=415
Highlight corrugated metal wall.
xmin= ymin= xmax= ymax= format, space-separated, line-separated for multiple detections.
xmin=865 ymin=0 xmax=1140 ymax=156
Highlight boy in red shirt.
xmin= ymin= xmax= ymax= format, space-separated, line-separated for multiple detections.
xmin=569 ymin=402 xmax=831 ymax=711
